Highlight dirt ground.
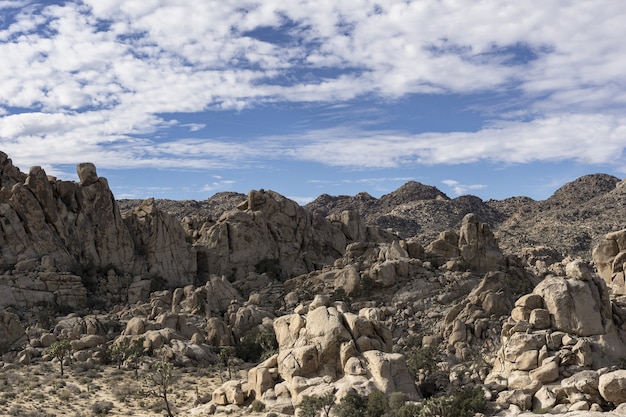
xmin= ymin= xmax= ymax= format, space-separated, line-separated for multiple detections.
xmin=0 ymin=358 xmax=255 ymax=417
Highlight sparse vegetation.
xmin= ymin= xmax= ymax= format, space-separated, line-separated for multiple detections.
xmin=298 ymin=391 xmax=335 ymax=417
xmin=236 ymin=325 xmax=278 ymax=362
xmin=45 ymin=339 xmax=72 ymax=376
xmin=145 ymin=356 xmax=176 ymax=417
xmin=255 ymin=258 xmax=282 ymax=280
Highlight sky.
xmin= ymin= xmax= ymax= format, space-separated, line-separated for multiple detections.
xmin=0 ymin=1 xmax=625 ymax=205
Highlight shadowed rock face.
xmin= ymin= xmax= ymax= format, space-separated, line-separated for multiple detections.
xmin=0 ymin=155 xmax=196 ymax=308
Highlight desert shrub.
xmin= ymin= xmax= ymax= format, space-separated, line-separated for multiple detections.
xmin=330 ymin=287 xmax=350 ymax=303
xmin=91 ymin=401 xmax=114 ymax=416
xmin=298 ymin=391 xmax=335 ymax=417
xmin=36 ymin=307 xmax=55 ymax=330
xmin=236 ymin=326 xmax=278 ymax=362
xmin=255 ymin=258 xmax=282 ymax=280
xmin=396 ymin=402 xmax=421 ymax=417
xmin=366 ymin=389 xmax=388 ymax=417
xmin=406 ymin=346 xmax=440 ymax=375
xmin=297 ymin=285 xmax=316 ymax=303
xmin=418 ymin=386 xmax=486 ymax=417
xmin=335 ymin=390 xmax=367 ymax=417
xmin=388 ymin=392 xmax=407 ymax=411
xmin=250 ymin=399 xmax=266 ymax=412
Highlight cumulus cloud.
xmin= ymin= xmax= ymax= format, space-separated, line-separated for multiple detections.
xmin=0 ymin=0 xmax=625 ymax=176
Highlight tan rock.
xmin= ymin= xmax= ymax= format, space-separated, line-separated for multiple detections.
xmin=533 ymin=276 xmax=611 ymax=337
xmin=529 ymin=360 xmax=559 ymax=383
xmin=362 ymin=350 xmax=421 ymax=400
xmin=599 ymin=370 xmax=626 ymax=404
xmin=529 ymin=308 xmax=551 ymax=330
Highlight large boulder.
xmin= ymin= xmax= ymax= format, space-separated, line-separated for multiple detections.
xmin=599 ymin=370 xmax=626 ymax=404
xmin=123 ymin=198 xmax=196 ymax=288
xmin=0 ymin=311 xmax=26 ymax=352
xmin=593 ymin=229 xmax=626 ymax=295
xmin=458 ymin=213 xmax=504 ymax=272
xmin=533 ymin=275 xmax=611 ymax=337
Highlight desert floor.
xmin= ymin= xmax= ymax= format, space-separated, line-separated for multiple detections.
xmin=0 ymin=358 xmax=260 ymax=417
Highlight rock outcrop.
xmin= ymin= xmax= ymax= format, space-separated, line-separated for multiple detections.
xmin=426 ymin=213 xmax=504 ymax=272
xmin=211 ymin=296 xmax=420 ymax=413
xmin=593 ymin=229 xmax=626 ymax=295
xmin=193 ymin=189 xmax=397 ymax=282
xmin=0 ymin=154 xmax=197 ymax=308
xmin=486 ymin=259 xmax=626 ymax=413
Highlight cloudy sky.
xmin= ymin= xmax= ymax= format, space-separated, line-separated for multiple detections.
xmin=1 ymin=1 xmax=625 ymax=203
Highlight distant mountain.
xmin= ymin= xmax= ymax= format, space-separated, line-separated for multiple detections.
xmin=118 ymin=174 xmax=625 ymax=260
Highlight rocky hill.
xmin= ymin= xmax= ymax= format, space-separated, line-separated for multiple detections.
xmin=305 ymin=174 xmax=626 ymax=260
xmin=3 ymin=149 xmax=626 ymax=417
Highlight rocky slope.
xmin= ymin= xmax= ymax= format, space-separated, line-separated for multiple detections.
xmin=3 ymin=150 xmax=626 ymax=417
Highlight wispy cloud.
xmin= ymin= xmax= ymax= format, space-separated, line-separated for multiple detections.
xmin=442 ymin=180 xmax=487 ymax=197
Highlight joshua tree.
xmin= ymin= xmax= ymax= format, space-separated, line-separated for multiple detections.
xmin=45 ymin=339 xmax=72 ymax=376
xmin=145 ymin=356 xmax=175 ymax=417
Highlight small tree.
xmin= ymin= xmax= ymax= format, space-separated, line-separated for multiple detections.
xmin=145 ymin=357 xmax=175 ymax=417
xmin=45 ymin=339 xmax=71 ymax=376
xmin=217 ymin=346 xmax=236 ymax=381
xmin=335 ymin=389 xmax=367 ymax=417
xmin=366 ymin=389 xmax=388 ymax=417
xmin=108 ymin=337 xmax=146 ymax=374
xmin=298 ymin=391 xmax=335 ymax=417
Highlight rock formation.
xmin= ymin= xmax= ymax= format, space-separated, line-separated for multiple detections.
xmin=593 ymin=229 xmax=626 ymax=295
xmin=192 ymin=189 xmax=397 ymax=282
xmin=485 ymin=259 xmax=626 ymax=413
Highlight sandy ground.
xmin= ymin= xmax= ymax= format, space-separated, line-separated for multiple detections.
xmin=0 ymin=358 xmax=257 ymax=417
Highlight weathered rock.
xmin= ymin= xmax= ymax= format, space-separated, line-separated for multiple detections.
xmin=362 ymin=350 xmax=421 ymax=400
xmin=599 ymin=370 xmax=626 ymax=404
xmin=458 ymin=213 xmax=504 ymax=272
xmin=593 ymin=229 xmax=626 ymax=295
xmin=529 ymin=360 xmax=559 ymax=383
xmin=0 ymin=311 xmax=26 ymax=351
xmin=123 ymin=198 xmax=197 ymax=288
xmin=533 ymin=276 xmax=611 ymax=336
xmin=194 ymin=190 xmax=394 ymax=282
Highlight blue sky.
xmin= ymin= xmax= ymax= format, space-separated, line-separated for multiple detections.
xmin=1 ymin=1 xmax=625 ymax=204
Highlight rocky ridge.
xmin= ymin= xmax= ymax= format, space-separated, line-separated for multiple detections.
xmin=2 ymin=150 xmax=626 ymax=416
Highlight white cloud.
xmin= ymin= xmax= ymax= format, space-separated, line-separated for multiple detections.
xmin=0 ymin=1 xmax=626 ymax=177
xmin=442 ymin=180 xmax=487 ymax=197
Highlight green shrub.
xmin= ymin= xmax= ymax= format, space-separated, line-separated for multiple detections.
xmin=366 ymin=389 xmax=388 ymax=417
xmin=236 ymin=326 xmax=278 ymax=362
xmin=407 ymin=346 xmax=440 ymax=375
xmin=91 ymin=401 xmax=113 ymax=416
xmin=298 ymin=391 xmax=335 ymax=417
xmin=418 ymin=386 xmax=486 ymax=417
xmin=255 ymin=258 xmax=282 ymax=280
xmin=250 ymin=399 xmax=266 ymax=412
xmin=335 ymin=390 xmax=367 ymax=417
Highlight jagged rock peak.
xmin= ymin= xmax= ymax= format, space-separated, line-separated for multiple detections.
xmin=0 ymin=150 xmax=27 ymax=188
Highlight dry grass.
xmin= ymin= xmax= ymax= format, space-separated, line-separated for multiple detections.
xmin=0 ymin=359 xmax=225 ymax=417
